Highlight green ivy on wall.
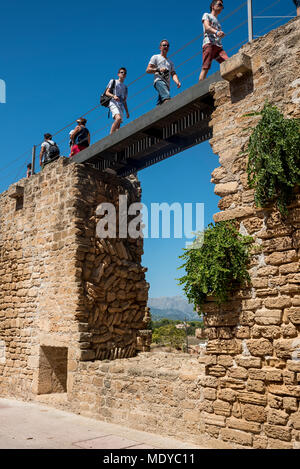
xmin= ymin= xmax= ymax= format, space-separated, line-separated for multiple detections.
xmin=247 ymin=101 xmax=300 ymax=216
xmin=178 ymin=221 xmax=253 ymax=309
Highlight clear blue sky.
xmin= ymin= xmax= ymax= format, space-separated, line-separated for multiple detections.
xmin=0 ymin=0 xmax=294 ymax=297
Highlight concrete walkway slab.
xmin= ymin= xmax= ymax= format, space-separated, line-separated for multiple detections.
xmin=0 ymin=397 xmax=231 ymax=449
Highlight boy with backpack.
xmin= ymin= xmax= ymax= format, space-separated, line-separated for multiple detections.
xmin=70 ymin=118 xmax=90 ymax=156
xmin=39 ymin=133 xmax=60 ymax=168
xmin=105 ymin=67 xmax=130 ymax=134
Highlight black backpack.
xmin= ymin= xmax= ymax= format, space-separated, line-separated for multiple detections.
xmin=100 ymin=79 xmax=115 ymax=107
xmin=45 ymin=141 xmax=60 ymax=162
xmin=75 ymin=127 xmax=89 ymax=145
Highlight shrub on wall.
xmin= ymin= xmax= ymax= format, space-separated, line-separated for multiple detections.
xmin=178 ymin=221 xmax=253 ymax=309
xmin=247 ymin=101 xmax=300 ymax=215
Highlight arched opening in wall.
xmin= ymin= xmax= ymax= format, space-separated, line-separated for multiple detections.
xmin=139 ymin=140 xmax=219 ymax=353
xmin=37 ymin=346 xmax=68 ymax=395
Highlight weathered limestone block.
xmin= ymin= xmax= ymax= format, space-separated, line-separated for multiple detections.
xmin=290 ymin=412 xmax=300 ymax=430
xmin=247 ymin=379 xmax=265 ymax=393
xmin=217 ymin=355 xmax=234 ymax=368
xmin=279 ymin=262 xmax=300 ymax=274
xmin=287 ymin=360 xmax=300 ymax=372
xmin=203 ymin=312 xmax=240 ymax=327
xmin=284 ymin=307 xmax=300 ymax=325
xmin=264 ymin=424 xmax=292 ymax=442
xmin=213 ymin=207 xmax=255 ymax=223
xmin=227 ymin=417 xmax=261 ymax=434
xmin=274 ymin=338 xmax=300 ymax=359
xmin=210 ymin=166 xmax=229 ymax=183
xmin=267 ymin=409 xmax=289 ymax=426
xmin=220 ymin=52 xmax=252 ymax=81
xmin=217 ymin=388 xmax=236 ymax=402
xmin=203 ymin=387 xmax=217 ymax=400
xmin=238 ymin=392 xmax=267 ymax=406
xmin=246 ymin=339 xmax=273 ymax=357
xmin=220 ymin=428 xmax=252 ymax=446
xmin=248 ymin=369 xmax=266 ymax=380
xmin=228 ymin=367 xmax=248 ymax=380
xmin=207 ymin=365 xmax=227 ymax=377
xmin=214 ymin=182 xmax=239 ymax=197
xmin=268 ymin=384 xmax=300 ymax=398
xmin=201 ymin=412 xmax=226 ymax=427
xmin=281 ymin=323 xmax=298 ymax=339
xmin=235 ymin=326 xmax=250 ymax=339
xmin=206 ymin=339 xmax=242 ymax=355
xmin=267 ymin=439 xmax=293 ymax=450
xmin=252 ymin=325 xmax=281 ymax=339
xmin=265 ymin=250 xmax=297 ymax=265
xmin=254 ymin=308 xmax=282 ymax=325
xmin=283 ymin=397 xmax=297 ymax=413
xmin=262 ymin=236 xmax=293 ymax=253
xmin=219 ymin=377 xmax=246 ymax=391
xmin=235 ymin=356 xmax=262 ymax=368
xmin=242 ymin=404 xmax=266 ymax=423
xmin=266 ymin=369 xmax=283 ymax=382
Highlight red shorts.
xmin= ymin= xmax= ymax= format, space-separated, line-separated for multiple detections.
xmin=202 ymin=44 xmax=228 ymax=70
xmin=70 ymin=144 xmax=88 ymax=157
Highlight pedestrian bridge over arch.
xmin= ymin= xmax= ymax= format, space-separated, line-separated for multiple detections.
xmin=72 ymin=72 xmax=222 ymax=177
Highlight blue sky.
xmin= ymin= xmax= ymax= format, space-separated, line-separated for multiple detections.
xmin=0 ymin=0 xmax=295 ymax=298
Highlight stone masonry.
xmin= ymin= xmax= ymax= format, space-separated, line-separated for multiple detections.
xmin=0 ymin=159 xmax=150 ymax=399
xmin=201 ymin=18 xmax=300 ymax=449
xmin=0 ymin=18 xmax=299 ymax=450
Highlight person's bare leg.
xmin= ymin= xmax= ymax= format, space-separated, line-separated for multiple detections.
xmin=110 ymin=115 xmax=122 ymax=134
xmin=297 ymin=6 xmax=300 ymax=16
xmin=199 ymin=68 xmax=208 ymax=81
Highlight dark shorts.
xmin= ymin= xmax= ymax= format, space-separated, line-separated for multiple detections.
xmin=294 ymin=0 xmax=300 ymax=7
xmin=202 ymin=44 xmax=229 ymax=70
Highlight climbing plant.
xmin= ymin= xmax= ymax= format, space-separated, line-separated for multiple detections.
xmin=178 ymin=221 xmax=253 ymax=309
xmin=247 ymin=101 xmax=300 ymax=216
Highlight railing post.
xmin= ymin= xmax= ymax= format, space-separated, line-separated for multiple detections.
xmin=31 ymin=145 xmax=36 ymax=175
xmin=248 ymin=0 xmax=253 ymax=42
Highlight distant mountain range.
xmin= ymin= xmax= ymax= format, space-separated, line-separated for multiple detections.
xmin=148 ymin=296 xmax=200 ymax=321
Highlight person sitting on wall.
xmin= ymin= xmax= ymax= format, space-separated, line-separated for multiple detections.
xmin=39 ymin=133 xmax=60 ymax=169
xmin=70 ymin=118 xmax=90 ymax=157
xmin=199 ymin=0 xmax=228 ymax=81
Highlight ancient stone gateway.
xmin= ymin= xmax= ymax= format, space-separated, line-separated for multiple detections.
xmin=0 ymin=19 xmax=299 ymax=449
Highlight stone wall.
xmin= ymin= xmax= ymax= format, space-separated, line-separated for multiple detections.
xmin=0 ymin=159 xmax=149 ymax=399
xmin=200 ymin=18 xmax=300 ymax=449
xmin=65 ymin=352 xmax=208 ymax=445
xmin=0 ymin=18 xmax=299 ymax=450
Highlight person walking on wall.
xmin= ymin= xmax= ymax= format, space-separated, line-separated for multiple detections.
xmin=105 ymin=67 xmax=130 ymax=135
xmin=39 ymin=133 xmax=60 ymax=169
xmin=293 ymin=0 xmax=300 ymax=16
xmin=146 ymin=39 xmax=181 ymax=106
xmin=26 ymin=163 xmax=32 ymax=178
xmin=70 ymin=118 xmax=90 ymax=156
xmin=199 ymin=1 xmax=228 ymax=81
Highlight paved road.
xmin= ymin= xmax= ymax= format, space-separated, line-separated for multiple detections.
xmin=0 ymin=397 xmax=230 ymax=449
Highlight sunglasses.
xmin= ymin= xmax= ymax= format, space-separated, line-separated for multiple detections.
xmin=161 ymin=44 xmax=169 ymax=48
xmin=119 ymin=71 xmax=126 ymax=74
